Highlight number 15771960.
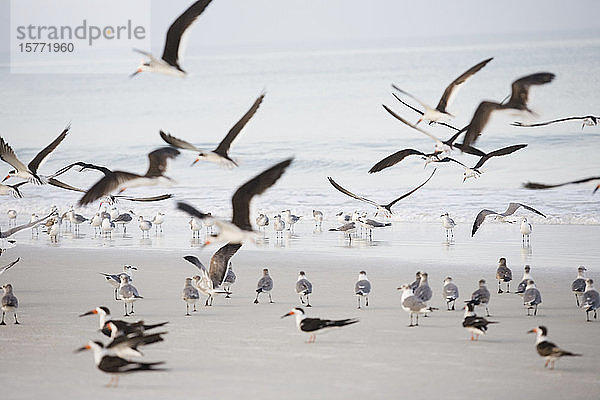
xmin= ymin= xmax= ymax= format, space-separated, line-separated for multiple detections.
xmin=18 ymin=42 xmax=74 ymax=52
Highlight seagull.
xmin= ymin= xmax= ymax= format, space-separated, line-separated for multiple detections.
xmin=113 ymin=211 xmax=134 ymax=234
xmin=392 ymin=57 xmax=494 ymax=125
xmin=70 ymin=212 xmax=89 ymax=235
xmin=101 ymin=218 xmax=115 ymax=238
xmin=160 ymin=93 xmax=265 ymax=167
xmin=355 ymin=271 xmax=371 ymax=309
xmin=1 ymin=283 xmax=19 ymax=325
xmin=189 ymin=217 xmax=202 ymax=239
xmin=409 ymin=271 xmax=421 ymax=292
xmin=0 ymin=123 xmax=71 ymax=185
xmin=281 ymin=209 xmax=301 ymax=232
xmin=0 ymin=258 xmax=19 ymax=276
xmin=7 ymin=209 xmax=16 ymax=226
xmin=442 ymin=277 xmax=459 ymax=311
xmin=328 ymin=222 xmax=357 ymax=243
xmin=90 ymin=212 xmax=102 ymax=235
xmin=527 ymin=326 xmax=581 ymax=369
xmin=516 ymin=265 xmax=533 ymax=295
xmin=130 ymin=0 xmax=213 ymax=77
xmin=336 ymin=212 xmax=352 ymax=224
xmin=496 ymin=257 xmax=512 ymax=293
xmin=222 ymin=262 xmax=236 ymax=297
xmin=459 ymin=72 xmax=556 ymax=147
xmin=328 ymin=169 xmax=436 ymax=217
xmin=256 ymin=213 xmax=269 ymax=231
xmin=445 ymin=143 xmax=528 ymax=181
xmin=523 ymin=280 xmax=542 ymax=316
xmin=512 ymin=115 xmax=598 ymax=130
xmin=521 ymin=217 xmax=533 ymax=245
xmin=78 ymin=147 xmax=180 ymax=206
xmin=281 ymin=307 xmax=358 ymax=343
xmin=138 ymin=216 xmax=153 ymax=238
xmin=100 ymin=265 xmax=137 ymax=300
xmin=582 ymin=279 xmax=600 ymax=322
xmin=356 ymin=216 xmax=391 ymax=240
xmin=462 ymin=301 xmax=498 ymax=341
xmin=152 ymin=212 xmax=165 ymax=233
xmin=119 ymin=275 xmax=143 ymax=316
xmin=273 ymin=214 xmax=286 ymax=238
xmin=571 ymin=266 xmax=587 ymax=307
xmin=440 ymin=213 xmax=456 ymax=240
xmin=470 ymin=279 xmax=491 ymax=317
xmin=313 ymin=210 xmax=323 ymax=228
xmin=523 ymin=176 xmax=600 ymax=193
xmin=397 ymin=284 xmax=436 ymax=327
xmin=414 ymin=272 xmax=432 ymax=302
xmin=208 ymin=243 xmax=242 ymax=291
xmin=176 ymin=158 xmax=293 ymax=245
xmin=254 ymin=268 xmax=274 ymax=304
xmin=0 ymin=182 xmax=26 ymax=198
xmin=182 ymin=277 xmax=200 ymax=316
xmin=296 ymin=271 xmax=313 ymax=307
xmin=1 ymin=212 xmax=52 ymax=239
xmin=472 ymin=202 xmax=546 ymax=236
xmin=79 ymin=306 xmax=167 ymax=338
xmin=75 ymin=340 xmax=166 ymax=387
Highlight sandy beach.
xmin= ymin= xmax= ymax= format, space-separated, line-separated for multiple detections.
xmin=0 ymin=221 xmax=599 ymax=400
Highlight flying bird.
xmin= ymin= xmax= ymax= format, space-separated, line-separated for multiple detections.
xmin=445 ymin=144 xmax=528 ymax=181
xmin=160 ymin=93 xmax=265 ymax=167
xmin=523 ymin=176 xmax=600 ymax=193
xmin=471 ymin=202 xmax=546 ymax=236
xmin=0 ymin=182 xmax=26 ymax=198
xmin=131 ymin=0 xmax=213 ymax=77
xmin=512 ymin=115 xmax=598 ymax=130
xmin=0 ymin=258 xmax=19 ymax=276
xmin=0 ymin=212 xmax=53 ymax=239
xmin=328 ymin=169 xmax=436 ymax=217
xmin=368 ymin=148 xmax=449 ymax=173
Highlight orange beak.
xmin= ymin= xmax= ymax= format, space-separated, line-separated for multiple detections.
xmin=2 ymin=175 xmax=10 ymax=182
xmin=191 ymin=158 xmax=200 ymax=166
xmin=203 ymin=240 xmax=211 ymax=246
xmin=416 ymin=118 xmax=423 ymax=125
xmin=118 ymin=188 xmax=126 ymax=193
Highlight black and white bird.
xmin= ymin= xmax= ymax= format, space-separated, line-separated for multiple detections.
xmin=281 ymin=210 xmax=301 ymax=232
xmin=571 ymin=266 xmax=587 ymax=307
xmin=281 ymin=307 xmax=358 ymax=343
xmin=328 ymin=169 xmax=436 ymax=217
xmin=355 ymin=271 xmax=371 ymax=309
xmin=392 ymin=58 xmax=493 ymax=125
xmin=356 ymin=216 xmax=391 ymax=240
xmin=256 ymin=213 xmax=269 ymax=231
xmin=470 ymin=279 xmax=491 ymax=317
xmin=160 ymin=93 xmax=265 ymax=167
xmin=0 ymin=182 xmax=26 ymax=198
xmin=313 ymin=210 xmax=323 ymax=228
xmin=328 ymin=221 xmax=357 ymax=243
xmin=440 ymin=213 xmax=456 ymax=240
xmin=119 ymin=275 xmax=143 ymax=317
xmin=182 ymin=277 xmax=200 ymax=316
xmin=0 ymin=258 xmax=19 ymax=277
xmin=368 ymin=148 xmax=449 ymax=174
xmin=495 ymin=257 xmax=512 ymax=293
xmin=102 ymin=325 xmax=166 ymax=359
xmin=409 ymin=271 xmax=421 ymax=292
xmin=79 ymin=306 xmax=168 ymax=339
xmin=1 ymin=283 xmax=19 ymax=325
xmin=523 ymin=176 xmax=600 ymax=193
xmin=527 ymin=326 xmax=581 ymax=370
xmin=130 ymin=0 xmax=213 ymax=77
xmin=414 ymin=272 xmax=432 ymax=302
xmin=0 ymin=212 xmax=53 ymax=239
xmin=442 ymin=276 xmax=459 ymax=311
xmin=459 ymin=72 xmax=556 ymax=147
xmin=520 ymin=217 xmax=533 ymax=245
xmin=176 ymin=158 xmax=293 ymax=245
xmin=471 ymin=202 xmax=546 ymax=236
xmin=445 ymin=143 xmax=528 ymax=182
xmin=516 ymin=265 xmax=533 ymax=295
xmin=1 ymin=123 xmax=71 ymax=185
xmin=78 ymin=147 xmax=180 ymax=206
xmin=113 ymin=211 xmax=134 ymax=234
xmin=76 ymin=340 xmax=167 ymax=387
xmin=582 ymin=279 xmax=600 ymax=322
xmin=523 ymin=280 xmax=542 ymax=316
xmin=296 ymin=271 xmax=313 ymax=307
xmin=397 ymin=284 xmax=436 ymax=327
xmin=254 ymin=268 xmax=274 ymax=304
xmin=512 ymin=115 xmax=598 ymax=130
xmin=100 ymin=265 xmax=138 ymax=300
xmin=462 ymin=301 xmax=498 ymax=341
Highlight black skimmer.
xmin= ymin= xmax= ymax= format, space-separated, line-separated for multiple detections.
xmin=471 ymin=202 xmax=546 ymax=236
xmin=78 ymin=147 xmax=180 ymax=206
xmin=0 ymin=123 xmax=70 ymax=185
xmin=119 ymin=275 xmax=143 ymax=316
xmin=100 ymin=265 xmax=137 ymax=300
xmin=571 ymin=266 xmax=587 ymax=307
xmin=0 ymin=211 xmax=52 ymax=239
xmin=516 ymin=265 xmax=532 ymax=295
xmin=328 ymin=221 xmax=357 ymax=243
xmin=445 ymin=143 xmax=528 ymax=181
xmin=414 ymin=272 xmax=432 ymax=302
xmin=470 ymin=279 xmax=491 ymax=317
xmin=392 ymin=57 xmax=493 ymax=125
xmin=459 ymin=72 xmax=556 ymax=147
xmin=0 ymin=258 xmax=20 ymax=276
xmin=409 ymin=271 xmax=421 ymax=292
xmin=296 ymin=271 xmax=313 ymax=307
xmin=440 ymin=213 xmax=456 ymax=240
xmin=397 ymin=284 xmax=436 ymax=327
xmin=254 ymin=268 xmax=274 ymax=304
xmin=442 ymin=277 xmax=459 ymax=311
xmin=160 ymin=93 xmax=265 ymax=167
xmin=130 ymin=0 xmax=213 ymax=77
xmin=328 ymin=169 xmax=436 ymax=217
xmin=176 ymin=158 xmax=293 ymax=245
xmin=281 ymin=307 xmax=358 ymax=343
xmin=495 ymin=257 xmax=512 ymax=293
xmin=512 ymin=115 xmax=598 ymax=130
xmin=80 ymin=306 xmax=168 ymax=338
xmin=582 ymin=279 xmax=599 ymax=322
xmin=355 ymin=271 xmax=371 ymax=309
xmin=76 ymin=340 xmax=167 ymax=387
xmin=520 ymin=217 xmax=533 ymax=245
xmin=391 ymin=94 xmax=461 ymax=131
xmin=462 ymin=301 xmax=497 ymax=341
xmin=313 ymin=210 xmax=323 ymax=228
xmin=102 ymin=324 xmax=167 ymax=358
xmin=523 ymin=280 xmax=542 ymax=316
xmin=523 ymin=176 xmax=600 ymax=193
xmin=527 ymin=326 xmax=581 ymax=369
xmin=182 ymin=278 xmax=200 ymax=315
xmin=1 ymin=283 xmax=19 ymax=325
xmin=0 ymin=181 xmax=26 ymax=198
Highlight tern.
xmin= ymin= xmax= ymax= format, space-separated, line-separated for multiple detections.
xmin=130 ymin=0 xmax=213 ymax=77
xmin=369 ymin=148 xmax=450 ymax=173
xmin=160 ymin=93 xmax=265 ymax=167
xmin=281 ymin=307 xmax=358 ymax=343
xmin=527 ymin=326 xmax=580 ymax=369
xmin=523 ymin=176 xmax=600 ymax=193
xmin=328 ymin=221 xmax=357 ymax=243
xmin=355 ymin=271 xmax=371 ymax=309
xmin=512 ymin=115 xmax=598 ymax=130
xmin=472 ymin=202 xmax=546 ymax=236
xmin=462 ymin=301 xmax=497 ymax=341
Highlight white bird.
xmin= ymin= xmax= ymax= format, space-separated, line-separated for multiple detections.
xmin=138 ymin=216 xmax=152 ymax=238
xmin=189 ymin=217 xmax=202 ymax=239
xmin=101 ymin=218 xmax=115 ymax=238
xmin=109 ymin=207 xmax=119 ymax=221
xmin=398 ymin=284 xmax=436 ymax=327
xmin=1 ymin=283 xmax=19 ymax=325
xmin=523 ymin=280 xmax=542 ymax=316
xmin=582 ymin=279 xmax=600 ymax=322
xmin=440 ymin=212 xmax=456 ymax=241
xmin=29 ymin=213 xmax=40 ymax=237
xmin=516 ymin=265 xmax=533 ymax=295
xmin=182 ymin=277 xmax=199 ymax=316
xmin=527 ymin=326 xmax=581 ymax=370
xmin=355 ymin=271 xmax=371 ymax=309
xmin=273 ymin=214 xmax=285 ymax=238
xmin=281 ymin=210 xmax=301 ymax=232
xmin=256 ymin=213 xmax=269 ymax=231
xmin=7 ymin=210 xmax=17 ymax=227
xmin=90 ymin=212 xmax=102 ymax=235
xmin=313 ymin=210 xmax=323 ymax=228
xmin=571 ymin=266 xmax=587 ymax=307
xmin=118 ymin=274 xmax=143 ymax=317
xmin=442 ymin=277 xmax=459 ymax=311
xmin=152 ymin=212 xmax=165 ymax=233
xmin=48 ymin=218 xmax=61 ymax=243
xmin=520 ymin=217 xmax=533 ymax=245
xmin=296 ymin=271 xmax=313 ymax=307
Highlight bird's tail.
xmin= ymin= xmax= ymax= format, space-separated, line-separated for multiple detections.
xmin=128 ymin=361 xmax=168 ymax=372
xmin=329 ymin=318 xmax=359 ymax=327
xmin=559 ymin=350 xmax=581 ymax=357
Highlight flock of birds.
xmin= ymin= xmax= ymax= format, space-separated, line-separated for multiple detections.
xmin=0 ymin=0 xmax=598 ymax=389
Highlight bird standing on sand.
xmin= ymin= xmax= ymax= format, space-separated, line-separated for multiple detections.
xmin=189 ymin=217 xmax=202 ymax=239
xmin=138 ymin=216 xmax=153 ymax=238
xmin=414 ymin=272 xmax=432 ymax=302
xmin=100 ymin=265 xmax=137 ymax=301
xmin=398 ymin=284 xmax=436 ymax=327
xmin=442 ymin=277 xmax=459 ymax=310
xmin=152 ymin=212 xmax=165 ymax=233
xmin=440 ymin=213 xmax=456 ymax=240
xmin=355 ymin=271 xmax=371 ymax=309
xmin=462 ymin=301 xmax=497 ymax=341
xmin=313 ymin=210 xmax=323 ymax=228
xmin=471 ymin=279 xmax=491 ymax=316
xmin=256 ymin=213 xmax=269 ymax=231
xmin=119 ymin=274 xmax=143 ymax=317
xmin=582 ymin=279 xmax=599 ymax=322
xmin=521 ymin=217 xmax=533 ymax=245
xmin=496 ymin=257 xmax=512 ymax=293
xmin=182 ymin=278 xmax=200 ymax=316
xmin=1 ymin=283 xmax=19 ymax=325
xmin=527 ymin=326 xmax=581 ymax=369
xmin=523 ymin=280 xmax=542 ymax=316
xmin=516 ymin=265 xmax=533 ymax=295
xmin=281 ymin=307 xmax=358 ymax=343
xmin=7 ymin=210 xmax=17 ymax=227
xmin=296 ymin=271 xmax=313 ymax=307
xmin=254 ymin=268 xmax=274 ymax=304
xmin=571 ymin=266 xmax=587 ymax=307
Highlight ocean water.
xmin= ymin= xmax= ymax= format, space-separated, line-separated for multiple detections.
xmin=0 ymin=35 xmax=599 ymax=251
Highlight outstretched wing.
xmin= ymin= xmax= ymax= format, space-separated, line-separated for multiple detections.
xmin=368 ymin=149 xmax=425 ymax=173
xmin=214 ymin=93 xmax=265 ymax=157
xmin=473 ymin=144 xmax=528 ymax=169
xmin=382 ymin=104 xmax=444 ymax=145
xmin=385 ymin=169 xmax=436 ymax=210
xmin=0 ymin=212 xmax=53 ymax=238
xmin=159 ymin=130 xmax=201 ymax=152
xmin=183 ymin=255 xmax=208 ymax=275
xmin=0 ymin=137 xmax=30 ymax=173
xmin=502 ymin=202 xmax=546 ymax=218
xmin=507 ymin=72 xmax=555 ymax=108
xmin=511 ymin=115 xmax=597 ymax=127
xmin=146 ymin=147 xmax=180 ymax=177
xmin=436 ymin=58 xmax=493 ymax=113
xmin=78 ymin=171 xmax=141 ymax=206
xmin=471 ymin=209 xmax=498 ymax=236
xmin=209 ymin=243 xmax=242 ymax=286
xmin=0 ymin=258 xmax=20 ymax=276
xmin=328 ymin=177 xmax=381 ymax=209
xmin=523 ymin=176 xmax=600 ymax=190
xmin=28 ymin=123 xmax=71 ymax=173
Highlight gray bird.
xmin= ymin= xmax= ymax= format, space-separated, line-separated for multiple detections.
xmin=414 ymin=272 xmax=432 ymax=302
xmin=442 ymin=276 xmax=459 ymax=310
xmin=516 ymin=265 xmax=532 ymax=295
xmin=119 ymin=274 xmax=143 ymax=317
xmin=182 ymin=277 xmax=200 ymax=316
xmin=355 ymin=271 xmax=371 ymax=309
xmin=582 ymin=279 xmax=600 ymax=322
xmin=496 ymin=257 xmax=512 ymax=293
xmin=523 ymin=280 xmax=542 ymax=316
xmin=222 ymin=262 xmax=236 ymax=298
xmin=571 ymin=266 xmax=587 ymax=307
xmin=254 ymin=268 xmax=273 ymax=304
xmin=409 ymin=271 xmax=421 ymax=292
xmin=296 ymin=271 xmax=313 ymax=307
xmin=1 ymin=283 xmax=19 ymax=325
xmin=398 ymin=284 xmax=436 ymax=327
xmin=471 ymin=279 xmax=491 ymax=317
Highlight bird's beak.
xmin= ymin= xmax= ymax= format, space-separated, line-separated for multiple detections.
xmin=79 ymin=309 xmax=97 ymax=317
xmin=2 ymin=175 xmax=9 ymax=182
xmin=118 ymin=188 xmax=126 ymax=194
xmin=129 ymin=68 xmax=142 ymax=78
xmin=594 ymin=184 xmax=599 ymax=194
xmin=131 ymin=267 xmax=138 ymax=270
xmin=462 ymin=176 xmax=467 ymax=183
xmin=281 ymin=311 xmax=294 ymax=318
xmin=203 ymin=240 xmax=211 ymax=246
xmin=416 ymin=118 xmax=422 ymax=125
xmin=527 ymin=328 xmax=537 ymax=334
xmin=74 ymin=344 xmax=91 ymax=353
xmin=191 ymin=158 xmax=200 ymax=166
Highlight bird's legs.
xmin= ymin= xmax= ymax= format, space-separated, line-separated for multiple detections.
xmin=13 ymin=313 xmax=19 ymax=324
xmin=186 ymin=303 xmax=190 ymax=316
xmin=506 ymin=282 xmax=510 ymax=293
xmin=0 ymin=311 xmax=5 ymax=325
xmin=498 ymin=281 xmax=503 ymax=294
xmin=268 ymin=293 xmax=273 ymax=303
xmin=300 ymin=296 xmax=305 ymax=305
xmin=365 ymin=296 xmax=369 ymax=307
xmin=408 ymin=314 xmax=415 ymax=327
xmin=575 ymin=293 xmax=580 ymax=307
xmin=357 ymin=297 xmax=361 ymax=309
xmin=193 ymin=303 xmax=197 ymax=312
xmin=123 ymin=303 xmax=129 ymax=317
xmin=485 ymin=306 xmax=490 ymax=317
xmin=253 ymin=292 xmax=260 ymax=304
xmin=306 ymin=295 xmax=311 ymax=307
xmin=114 ymin=288 xmax=119 ymax=301
xmin=130 ymin=303 xmax=135 ymax=314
